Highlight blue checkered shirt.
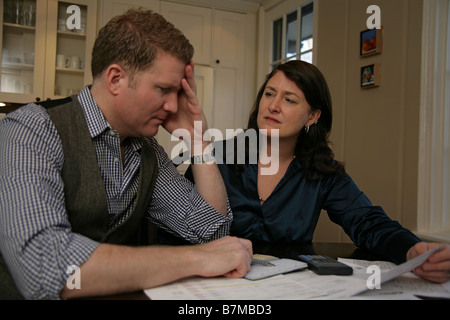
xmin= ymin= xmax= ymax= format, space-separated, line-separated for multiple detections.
xmin=0 ymin=87 xmax=232 ymax=299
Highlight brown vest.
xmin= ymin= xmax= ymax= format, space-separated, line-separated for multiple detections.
xmin=2 ymin=96 xmax=160 ymax=299
xmin=45 ymin=96 xmax=159 ymax=245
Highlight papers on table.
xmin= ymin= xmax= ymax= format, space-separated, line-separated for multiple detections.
xmin=145 ymin=274 xmax=323 ymax=300
xmin=144 ymin=245 xmax=450 ymax=300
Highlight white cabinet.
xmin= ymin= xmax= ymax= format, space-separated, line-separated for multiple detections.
xmin=160 ymin=2 xmax=212 ymax=66
xmin=98 ymin=0 xmax=159 ymax=28
xmin=0 ymin=0 xmax=97 ymax=104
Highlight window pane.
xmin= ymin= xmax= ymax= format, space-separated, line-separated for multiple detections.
xmin=287 ymin=56 xmax=297 ymax=62
xmin=301 ymin=38 xmax=313 ymax=53
xmin=272 ymin=18 xmax=282 ymax=62
xmin=300 ymin=52 xmax=313 ymax=64
xmin=300 ymin=3 xmax=313 ymax=53
xmin=285 ymin=10 xmax=297 ymax=58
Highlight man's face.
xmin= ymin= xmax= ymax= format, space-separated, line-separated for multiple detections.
xmin=116 ymin=53 xmax=186 ymax=139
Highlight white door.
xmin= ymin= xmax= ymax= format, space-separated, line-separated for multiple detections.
xmin=211 ymin=9 xmax=246 ymax=134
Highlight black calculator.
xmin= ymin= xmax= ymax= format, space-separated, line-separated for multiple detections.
xmin=298 ymin=255 xmax=353 ymax=275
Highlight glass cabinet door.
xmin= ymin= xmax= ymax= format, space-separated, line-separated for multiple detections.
xmin=0 ymin=0 xmax=43 ymax=102
xmin=0 ymin=0 xmax=96 ymax=104
xmin=54 ymin=1 xmax=86 ymax=97
xmin=45 ymin=0 xmax=95 ymax=99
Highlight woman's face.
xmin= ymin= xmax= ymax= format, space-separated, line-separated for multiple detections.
xmin=257 ymin=71 xmax=321 ymax=143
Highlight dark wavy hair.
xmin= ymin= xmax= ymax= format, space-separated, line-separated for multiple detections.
xmin=247 ymin=60 xmax=345 ymax=180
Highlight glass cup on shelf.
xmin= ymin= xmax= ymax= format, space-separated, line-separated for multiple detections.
xmin=23 ymin=52 xmax=34 ymax=65
xmin=3 ymin=0 xmax=36 ymax=26
xmin=21 ymin=2 xmax=36 ymax=27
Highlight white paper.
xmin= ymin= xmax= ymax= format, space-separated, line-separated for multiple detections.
xmin=336 ymin=246 xmax=450 ymax=299
xmin=145 ymin=274 xmax=323 ymax=300
xmin=376 ymin=244 xmax=444 ymax=284
xmin=144 ymin=245 xmax=448 ymax=300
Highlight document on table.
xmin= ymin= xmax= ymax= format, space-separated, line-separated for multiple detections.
xmin=144 ymin=245 xmax=449 ymax=300
xmin=145 ymin=274 xmax=324 ymax=300
xmin=287 ymin=244 xmax=449 ymax=299
xmin=338 ymin=247 xmax=450 ymax=300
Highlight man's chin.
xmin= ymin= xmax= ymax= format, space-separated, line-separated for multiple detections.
xmin=142 ymin=126 xmax=160 ymax=138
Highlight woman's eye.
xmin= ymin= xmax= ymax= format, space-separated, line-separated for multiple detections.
xmin=285 ymin=98 xmax=297 ymax=104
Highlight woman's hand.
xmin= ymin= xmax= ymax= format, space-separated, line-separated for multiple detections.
xmin=407 ymin=242 xmax=450 ymax=283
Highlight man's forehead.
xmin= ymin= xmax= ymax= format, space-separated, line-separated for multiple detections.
xmin=146 ymin=53 xmax=186 ymax=87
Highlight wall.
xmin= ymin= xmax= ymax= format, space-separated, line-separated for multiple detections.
xmin=312 ymin=0 xmax=423 ymax=242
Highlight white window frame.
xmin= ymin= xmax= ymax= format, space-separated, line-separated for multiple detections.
xmin=257 ymin=0 xmax=317 ymax=84
xmin=270 ymin=2 xmax=313 ymax=69
xmin=417 ymin=0 xmax=450 ymax=242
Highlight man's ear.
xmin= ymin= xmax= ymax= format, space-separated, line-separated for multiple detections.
xmin=105 ymin=64 xmax=126 ymax=95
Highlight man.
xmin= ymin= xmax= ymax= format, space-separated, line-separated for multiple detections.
xmin=0 ymin=9 xmax=252 ymax=300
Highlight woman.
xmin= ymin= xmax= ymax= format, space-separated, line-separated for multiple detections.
xmin=215 ymin=60 xmax=449 ymax=283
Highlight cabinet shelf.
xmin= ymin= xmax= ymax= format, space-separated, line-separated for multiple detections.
xmin=3 ymin=22 xmax=36 ymax=34
xmin=2 ymin=62 xmax=35 ymax=70
xmin=57 ymin=29 xmax=86 ymax=38
xmin=55 ymin=66 xmax=84 ymax=74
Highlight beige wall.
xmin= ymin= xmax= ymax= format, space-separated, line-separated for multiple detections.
xmin=313 ymin=0 xmax=423 ymax=242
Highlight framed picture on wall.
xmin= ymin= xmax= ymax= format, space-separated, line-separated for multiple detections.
xmin=360 ymin=28 xmax=383 ymax=56
xmin=361 ymin=64 xmax=380 ymax=88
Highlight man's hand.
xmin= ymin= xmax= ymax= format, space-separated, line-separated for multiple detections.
xmin=407 ymin=242 xmax=450 ymax=283
xmin=60 ymin=236 xmax=253 ymax=299
xmin=192 ymin=236 xmax=253 ymax=279
xmin=163 ymin=61 xmax=207 ymax=147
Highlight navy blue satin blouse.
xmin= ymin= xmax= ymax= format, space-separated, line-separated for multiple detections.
xmin=217 ymin=159 xmax=420 ymax=264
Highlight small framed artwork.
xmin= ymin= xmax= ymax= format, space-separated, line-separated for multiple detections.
xmin=360 ymin=28 xmax=383 ymax=56
xmin=361 ymin=64 xmax=381 ymax=88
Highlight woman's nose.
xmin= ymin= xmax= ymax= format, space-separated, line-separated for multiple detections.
xmin=268 ymin=99 xmax=281 ymax=113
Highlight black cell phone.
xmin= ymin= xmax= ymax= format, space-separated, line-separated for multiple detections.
xmin=298 ymin=255 xmax=353 ymax=275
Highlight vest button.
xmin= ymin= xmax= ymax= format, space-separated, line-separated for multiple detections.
xmin=114 ymin=157 xmax=120 ymax=163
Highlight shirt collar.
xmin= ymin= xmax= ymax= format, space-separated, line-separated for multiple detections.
xmin=78 ymin=86 xmax=111 ymax=139
xmin=77 ymin=86 xmax=144 ymax=151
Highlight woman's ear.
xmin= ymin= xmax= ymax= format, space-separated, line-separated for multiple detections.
xmin=307 ymin=109 xmax=321 ymax=127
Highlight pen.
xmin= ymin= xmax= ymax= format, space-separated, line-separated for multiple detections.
xmin=251 ymin=258 xmax=275 ymax=267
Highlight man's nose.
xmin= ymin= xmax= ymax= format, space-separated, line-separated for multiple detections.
xmin=163 ymin=93 xmax=178 ymax=113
